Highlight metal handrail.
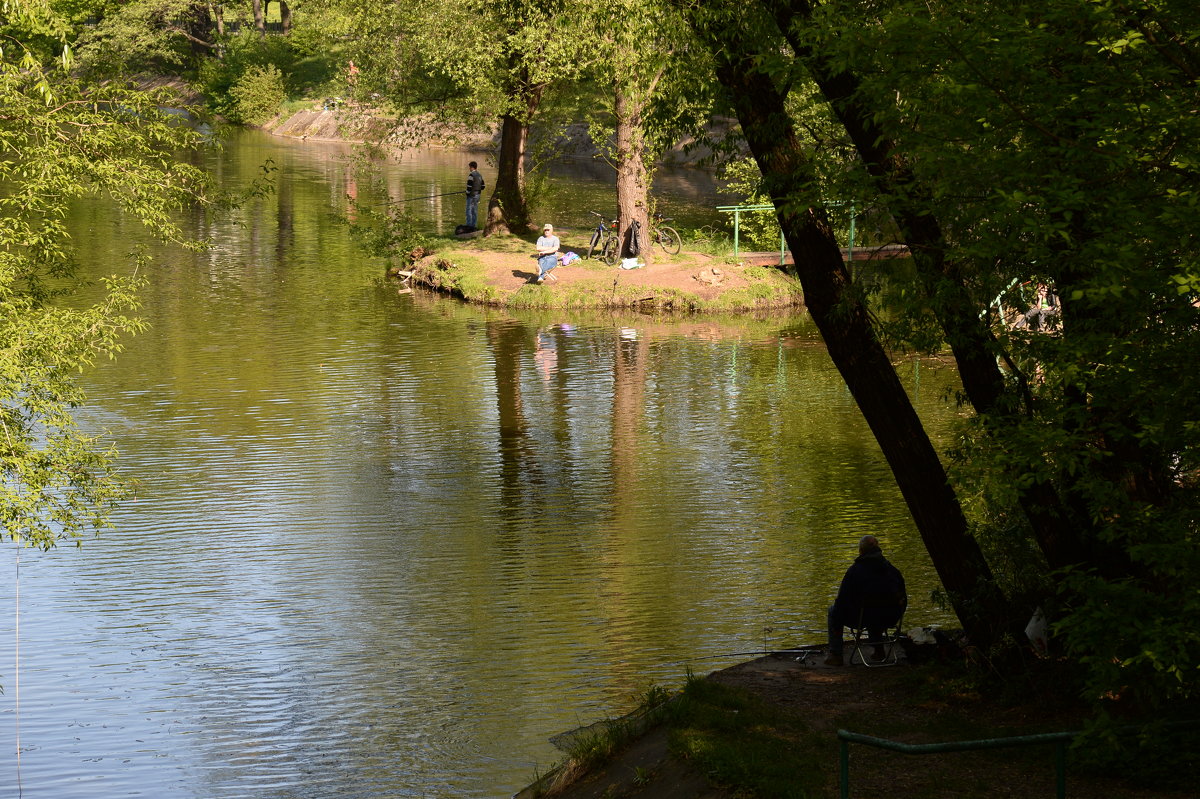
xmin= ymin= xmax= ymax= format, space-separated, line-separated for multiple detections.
xmin=838 ymin=728 xmax=1073 ymax=798
xmin=716 ymin=202 xmax=856 ymax=264
xmin=839 ymin=721 xmax=1200 ymax=799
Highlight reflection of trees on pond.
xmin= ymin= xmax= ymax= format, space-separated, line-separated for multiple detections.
xmin=610 ymin=328 xmax=649 ymax=526
xmin=276 ymin=167 xmax=293 ymax=260
xmin=598 ymin=327 xmax=651 ymax=691
xmin=487 ymin=321 xmax=582 ymax=529
xmin=486 ymin=320 xmax=537 ymax=527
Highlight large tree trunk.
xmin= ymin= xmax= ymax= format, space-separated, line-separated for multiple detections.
xmin=279 ymin=0 xmax=292 ymax=34
xmin=614 ymin=88 xmax=651 ymax=262
xmin=484 ymin=114 xmax=532 ymax=235
xmin=252 ymin=0 xmax=265 ymax=37
xmin=690 ymin=13 xmax=1012 ymax=649
xmin=484 ymin=66 xmax=544 ymax=236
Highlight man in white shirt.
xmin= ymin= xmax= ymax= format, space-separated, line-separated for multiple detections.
xmin=535 ymin=224 xmax=560 ymax=283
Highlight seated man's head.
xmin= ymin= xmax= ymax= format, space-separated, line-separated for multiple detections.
xmin=858 ymin=534 xmax=881 ymax=555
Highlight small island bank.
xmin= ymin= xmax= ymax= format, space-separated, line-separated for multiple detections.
xmin=395 ymin=235 xmax=807 ymax=312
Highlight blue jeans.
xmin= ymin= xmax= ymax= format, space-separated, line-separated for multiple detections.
xmin=538 ymin=254 xmax=557 ymax=279
xmin=465 ymin=194 xmax=480 ymax=228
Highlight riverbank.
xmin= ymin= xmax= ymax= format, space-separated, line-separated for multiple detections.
xmin=263 ymin=102 xmax=499 ymax=149
xmin=398 ymin=234 xmax=804 ymax=312
xmin=518 ymin=654 xmax=1190 ymax=799
xmin=261 ymin=100 xmax=733 ymax=164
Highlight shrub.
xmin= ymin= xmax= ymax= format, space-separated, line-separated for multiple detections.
xmin=225 ymin=64 xmax=287 ymax=125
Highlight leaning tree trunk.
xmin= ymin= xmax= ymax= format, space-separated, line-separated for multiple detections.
xmin=614 ymin=87 xmax=651 ymax=262
xmin=690 ymin=11 xmax=1014 ymax=650
xmin=768 ymin=0 xmax=1135 ymax=583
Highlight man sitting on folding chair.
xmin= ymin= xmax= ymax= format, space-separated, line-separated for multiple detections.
xmin=824 ymin=535 xmax=907 ymax=667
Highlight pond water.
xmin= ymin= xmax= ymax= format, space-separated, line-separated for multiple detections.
xmin=0 ymin=130 xmax=960 ymax=797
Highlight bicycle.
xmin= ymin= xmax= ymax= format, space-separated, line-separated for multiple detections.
xmin=586 ymin=211 xmax=621 ymax=265
xmin=650 ymin=213 xmax=682 ymax=255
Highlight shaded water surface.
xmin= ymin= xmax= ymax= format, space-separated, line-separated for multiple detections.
xmin=0 ymin=130 xmax=959 ymax=797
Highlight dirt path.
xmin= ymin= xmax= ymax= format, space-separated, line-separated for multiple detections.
xmin=472 ymin=246 xmax=749 ymax=299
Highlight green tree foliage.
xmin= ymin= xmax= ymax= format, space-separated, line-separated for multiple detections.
xmin=808 ymin=0 xmax=1199 ymax=712
xmin=74 ymin=2 xmax=332 ymax=121
xmin=575 ymin=0 xmax=714 ymax=258
xmin=224 ymin=61 xmax=286 ymax=124
xmin=1 ymin=21 xmax=215 ymax=549
xmin=73 ymin=0 xmax=220 ymax=73
xmin=310 ymin=0 xmax=582 ymax=234
xmin=682 ymin=0 xmax=1200 ymax=748
xmin=718 ymin=158 xmax=780 ymax=250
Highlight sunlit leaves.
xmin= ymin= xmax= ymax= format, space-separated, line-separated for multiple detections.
xmin=1 ymin=39 xmax=213 ymax=549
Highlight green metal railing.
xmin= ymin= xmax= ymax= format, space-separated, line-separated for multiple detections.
xmin=839 ymin=720 xmax=1200 ymax=799
xmin=715 ymin=202 xmax=856 ymax=264
xmin=838 ymin=728 xmax=1074 ymax=798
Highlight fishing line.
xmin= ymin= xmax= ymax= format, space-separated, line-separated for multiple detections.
xmin=657 ymin=645 xmax=827 ymax=669
xmin=13 ymin=539 xmax=21 ymax=798
xmin=354 ymin=190 xmax=466 ymax=209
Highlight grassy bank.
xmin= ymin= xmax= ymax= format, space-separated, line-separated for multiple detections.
xmin=398 ymin=231 xmax=805 ymax=313
xmin=516 ymin=657 xmax=1196 ymax=799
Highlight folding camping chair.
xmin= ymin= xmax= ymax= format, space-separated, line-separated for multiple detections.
xmin=847 ymin=597 xmax=906 ymax=667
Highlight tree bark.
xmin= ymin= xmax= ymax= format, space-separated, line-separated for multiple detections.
xmin=613 ymin=87 xmax=651 ymax=262
xmin=689 ymin=13 xmax=1012 ymax=648
xmin=178 ymin=2 xmax=216 ymax=57
xmin=206 ymin=2 xmax=224 ymax=37
xmin=484 ymin=114 xmax=532 ymax=235
xmin=252 ymin=0 xmax=265 ymax=38
xmin=279 ymin=0 xmax=292 ymax=34
xmin=484 ymin=61 xmax=544 ymax=236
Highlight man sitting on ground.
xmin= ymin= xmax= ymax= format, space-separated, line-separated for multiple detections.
xmin=825 ymin=535 xmax=907 ymax=666
xmin=534 ymin=224 xmax=560 ymax=282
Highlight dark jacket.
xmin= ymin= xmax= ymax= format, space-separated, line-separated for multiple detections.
xmin=466 ymin=170 xmax=485 ymax=196
xmin=832 ymin=549 xmax=907 ymax=628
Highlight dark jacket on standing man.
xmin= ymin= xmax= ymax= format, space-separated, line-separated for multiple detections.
xmin=467 ymin=169 xmax=485 ymax=197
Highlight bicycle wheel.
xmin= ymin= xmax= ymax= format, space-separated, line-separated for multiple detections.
xmin=657 ymin=226 xmax=681 ymax=255
xmin=602 ymin=236 xmax=620 ymax=266
xmin=586 ymin=229 xmax=601 ymax=260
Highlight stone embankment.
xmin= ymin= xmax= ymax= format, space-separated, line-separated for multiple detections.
xmin=260 ymin=102 xmax=734 ymax=165
xmin=263 ymin=103 xmax=498 ymax=149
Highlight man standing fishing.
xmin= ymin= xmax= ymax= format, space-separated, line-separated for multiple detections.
xmin=465 ymin=161 xmax=485 ymax=229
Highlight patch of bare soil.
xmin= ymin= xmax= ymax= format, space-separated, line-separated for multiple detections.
xmin=474 ymin=246 xmax=744 ymax=299
xmin=522 ymin=655 xmax=1190 ymax=799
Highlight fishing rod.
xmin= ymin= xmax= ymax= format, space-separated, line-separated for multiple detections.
xmin=386 ymin=190 xmax=466 ymax=203
xmin=656 ymin=645 xmax=827 ymax=669
xmin=689 ymin=645 xmax=826 ymax=661
xmin=351 ymin=190 xmax=467 ymax=209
